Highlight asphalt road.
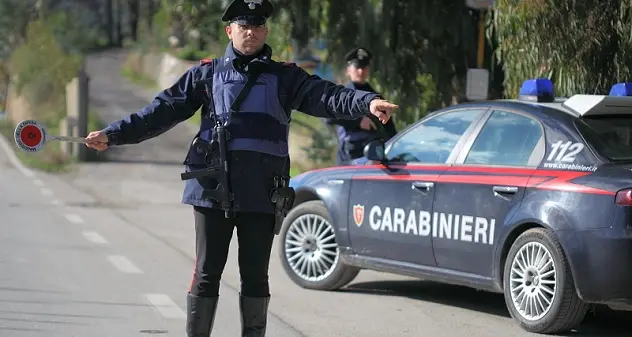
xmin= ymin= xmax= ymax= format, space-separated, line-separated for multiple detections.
xmin=2 ymin=49 xmax=629 ymax=336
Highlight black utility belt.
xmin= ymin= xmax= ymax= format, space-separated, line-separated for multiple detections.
xmin=224 ymin=123 xmax=288 ymax=142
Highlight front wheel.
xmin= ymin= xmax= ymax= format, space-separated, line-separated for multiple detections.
xmin=503 ymin=228 xmax=588 ymax=334
xmin=278 ymin=200 xmax=360 ymax=290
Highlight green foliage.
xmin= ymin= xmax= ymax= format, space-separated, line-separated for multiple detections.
xmin=9 ymin=19 xmax=82 ymax=116
xmin=0 ymin=0 xmax=37 ymax=60
xmin=265 ymin=11 xmax=293 ymax=60
xmin=160 ymin=0 xmax=224 ymax=49
xmin=175 ymin=44 xmax=215 ymax=61
xmin=302 ymin=129 xmax=336 ymax=167
xmin=492 ymin=0 xmax=632 ymax=97
xmin=0 ymin=1 xmax=109 ymax=170
xmin=43 ymin=9 xmax=108 ymax=53
xmin=292 ymin=113 xmax=337 ymax=167
xmin=373 ymin=72 xmax=438 ymax=129
xmin=0 ymin=1 xmax=106 ymax=60
xmin=120 ymin=65 xmax=158 ymax=89
xmin=321 ymin=0 xmax=474 ymax=124
xmin=289 ymin=165 xmax=302 ymax=177
xmin=147 ymin=7 xmax=174 ymax=50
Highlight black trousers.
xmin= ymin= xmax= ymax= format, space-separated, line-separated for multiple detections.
xmin=189 ymin=206 xmax=276 ymax=298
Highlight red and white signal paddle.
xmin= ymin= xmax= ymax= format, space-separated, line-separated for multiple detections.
xmin=13 ymin=119 xmax=86 ymax=153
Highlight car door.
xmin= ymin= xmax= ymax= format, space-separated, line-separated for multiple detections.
xmin=347 ymin=108 xmax=490 ymax=267
xmin=431 ymin=108 xmax=545 ymax=277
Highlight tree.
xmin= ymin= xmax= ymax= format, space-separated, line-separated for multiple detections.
xmin=160 ymin=0 xmax=223 ymax=49
xmin=0 ymin=0 xmax=40 ymax=58
xmin=491 ymin=0 xmax=632 ymax=97
xmin=319 ymin=0 xmax=482 ymax=126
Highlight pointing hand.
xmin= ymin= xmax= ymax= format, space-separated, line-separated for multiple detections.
xmin=369 ymin=99 xmax=399 ymax=124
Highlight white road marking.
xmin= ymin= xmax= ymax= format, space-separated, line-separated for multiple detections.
xmin=145 ymin=294 xmax=186 ymax=319
xmin=82 ymin=231 xmax=108 ymax=245
xmin=0 ymin=133 xmax=35 ymax=177
xmin=63 ymin=213 xmax=84 ymax=224
xmin=33 ymin=179 xmax=44 ymax=186
xmin=107 ymin=255 xmax=143 ymax=274
xmin=40 ymin=188 xmax=53 ymax=196
xmin=51 ymin=199 xmax=64 ymax=206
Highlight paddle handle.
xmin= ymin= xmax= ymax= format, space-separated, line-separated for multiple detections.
xmin=49 ymin=135 xmax=86 ymax=143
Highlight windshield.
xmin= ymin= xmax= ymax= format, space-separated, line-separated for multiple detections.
xmin=575 ymin=116 xmax=632 ymax=161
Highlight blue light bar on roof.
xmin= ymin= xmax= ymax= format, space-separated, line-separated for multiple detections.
xmin=518 ymin=78 xmax=555 ymax=103
xmin=609 ymin=82 xmax=632 ymax=96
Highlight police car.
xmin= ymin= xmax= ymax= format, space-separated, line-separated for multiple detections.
xmin=278 ymin=78 xmax=632 ymax=334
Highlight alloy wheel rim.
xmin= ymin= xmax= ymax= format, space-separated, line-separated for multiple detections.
xmin=509 ymin=241 xmax=557 ymax=321
xmin=284 ymin=214 xmax=339 ymax=282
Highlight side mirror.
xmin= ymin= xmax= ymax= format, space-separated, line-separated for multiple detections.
xmin=364 ymin=140 xmax=386 ymax=162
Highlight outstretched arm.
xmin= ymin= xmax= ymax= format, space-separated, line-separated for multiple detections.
xmin=103 ymin=66 xmax=205 ymax=146
xmin=283 ymin=63 xmax=380 ymax=120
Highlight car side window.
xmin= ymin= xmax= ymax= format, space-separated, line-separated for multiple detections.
xmin=464 ymin=110 xmax=544 ymax=167
xmin=385 ymin=109 xmax=486 ymax=163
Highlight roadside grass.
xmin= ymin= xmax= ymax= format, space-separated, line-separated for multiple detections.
xmin=290 ymin=166 xmax=302 ymax=177
xmin=189 ymin=109 xmax=202 ymax=125
xmin=120 ymin=66 xmax=159 ymax=90
xmin=0 ymin=110 xmax=105 ymax=173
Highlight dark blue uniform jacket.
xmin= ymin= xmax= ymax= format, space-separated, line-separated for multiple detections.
xmin=102 ymin=43 xmax=381 ymax=214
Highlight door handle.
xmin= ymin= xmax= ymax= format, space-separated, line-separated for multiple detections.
xmin=493 ymin=186 xmax=518 ymax=194
xmin=412 ymin=181 xmax=434 ymax=192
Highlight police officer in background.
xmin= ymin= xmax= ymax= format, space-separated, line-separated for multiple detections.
xmin=326 ymin=47 xmax=398 ymax=165
xmin=84 ymin=0 xmax=399 ymax=336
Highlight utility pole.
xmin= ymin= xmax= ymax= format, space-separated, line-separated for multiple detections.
xmin=465 ymin=0 xmax=493 ymax=101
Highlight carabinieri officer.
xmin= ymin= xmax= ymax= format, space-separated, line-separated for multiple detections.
xmin=84 ymin=0 xmax=399 ymax=336
xmin=326 ymin=47 xmax=398 ymax=165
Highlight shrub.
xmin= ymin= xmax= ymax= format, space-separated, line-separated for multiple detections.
xmin=9 ymin=19 xmax=82 ymax=123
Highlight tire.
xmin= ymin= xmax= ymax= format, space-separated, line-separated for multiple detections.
xmin=503 ymin=228 xmax=589 ymax=334
xmin=278 ymin=200 xmax=360 ymax=291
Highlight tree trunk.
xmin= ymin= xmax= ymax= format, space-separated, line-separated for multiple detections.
xmin=146 ymin=0 xmax=154 ymax=31
xmin=106 ymin=0 xmax=114 ymax=46
xmin=115 ymin=0 xmax=123 ymax=46
xmin=290 ymin=0 xmax=310 ymax=58
xmin=127 ymin=0 xmax=139 ymax=41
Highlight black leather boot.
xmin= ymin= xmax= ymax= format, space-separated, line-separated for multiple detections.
xmin=239 ymin=295 xmax=270 ymax=337
xmin=186 ymin=293 xmax=219 ymax=337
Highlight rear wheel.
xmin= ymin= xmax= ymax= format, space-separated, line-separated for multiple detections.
xmin=278 ymin=200 xmax=360 ymax=290
xmin=503 ymin=228 xmax=588 ymax=334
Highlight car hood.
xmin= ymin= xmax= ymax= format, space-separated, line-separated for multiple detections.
xmin=289 ymin=161 xmax=369 ymax=189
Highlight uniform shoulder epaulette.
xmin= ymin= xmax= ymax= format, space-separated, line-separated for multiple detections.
xmin=282 ymin=62 xmax=296 ymax=67
xmin=199 ymin=58 xmax=214 ymax=65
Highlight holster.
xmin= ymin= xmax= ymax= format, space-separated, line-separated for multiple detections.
xmin=269 ymin=175 xmax=295 ymax=235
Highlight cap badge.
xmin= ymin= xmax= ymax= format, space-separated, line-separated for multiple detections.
xmin=244 ymin=0 xmax=262 ymax=10
xmin=357 ymin=48 xmax=368 ymax=60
